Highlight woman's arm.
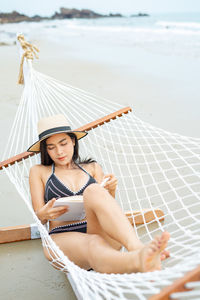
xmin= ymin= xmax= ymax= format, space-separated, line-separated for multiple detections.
xmin=93 ymin=163 xmax=118 ymax=198
xmin=29 ymin=165 xmax=68 ymax=224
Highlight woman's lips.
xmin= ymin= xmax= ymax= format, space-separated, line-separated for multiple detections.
xmin=58 ymin=156 xmax=66 ymax=161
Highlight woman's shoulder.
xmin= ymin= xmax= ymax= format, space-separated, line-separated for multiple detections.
xmin=29 ymin=164 xmax=53 ymax=186
xmin=80 ymin=162 xmax=102 ymax=176
xmin=30 ymin=164 xmax=51 ymax=175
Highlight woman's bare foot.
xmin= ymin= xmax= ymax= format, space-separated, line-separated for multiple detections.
xmin=160 ymin=249 xmax=170 ymax=261
xmin=138 ymin=231 xmax=170 ymax=272
xmin=128 ymin=237 xmax=170 ymax=261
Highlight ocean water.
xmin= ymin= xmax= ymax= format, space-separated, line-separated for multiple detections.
xmin=1 ymin=12 xmax=200 ymax=60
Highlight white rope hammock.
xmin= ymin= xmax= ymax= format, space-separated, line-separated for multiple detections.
xmin=1 ymin=38 xmax=200 ymax=299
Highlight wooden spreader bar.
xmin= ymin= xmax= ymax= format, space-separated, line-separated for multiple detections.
xmin=0 ymin=224 xmax=32 ymax=244
xmin=149 ymin=265 xmax=200 ymax=300
xmin=79 ymin=106 xmax=132 ymax=131
xmin=0 ymin=209 xmax=164 ymax=244
xmin=0 ymin=106 xmax=132 ymax=170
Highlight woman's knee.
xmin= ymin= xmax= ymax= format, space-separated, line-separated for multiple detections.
xmin=83 ymin=183 xmax=99 ymax=197
xmin=83 ymin=183 xmax=98 ymax=205
xmin=83 ymin=183 xmax=106 ymax=203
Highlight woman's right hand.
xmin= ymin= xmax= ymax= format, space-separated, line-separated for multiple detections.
xmin=37 ymin=198 xmax=69 ymax=224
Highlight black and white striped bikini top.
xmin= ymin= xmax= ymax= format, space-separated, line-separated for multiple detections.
xmin=44 ymin=163 xmax=96 ymax=203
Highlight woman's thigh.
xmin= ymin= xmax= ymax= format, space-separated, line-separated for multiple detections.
xmin=44 ymin=231 xmax=94 ymax=270
xmin=86 ymin=209 xmax=122 ymax=251
xmin=84 ymin=185 xmax=122 ymax=251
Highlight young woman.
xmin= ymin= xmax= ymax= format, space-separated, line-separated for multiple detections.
xmin=28 ymin=114 xmax=170 ymax=274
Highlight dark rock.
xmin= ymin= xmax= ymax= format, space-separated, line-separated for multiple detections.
xmin=31 ymin=15 xmax=44 ymax=21
xmin=0 ymin=42 xmax=9 ymax=46
xmin=0 ymin=8 xmax=124 ymax=24
xmin=52 ymin=7 xmax=104 ymax=19
xmin=0 ymin=11 xmax=30 ymax=23
xmin=131 ymin=12 xmax=149 ymax=17
xmin=0 ymin=10 xmax=50 ymax=23
xmin=108 ymin=13 xmax=122 ymax=17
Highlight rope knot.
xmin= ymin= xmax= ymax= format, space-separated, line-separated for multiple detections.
xmin=17 ymin=34 xmax=39 ymax=85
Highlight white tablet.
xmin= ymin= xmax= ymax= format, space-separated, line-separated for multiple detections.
xmin=53 ymin=196 xmax=85 ymax=221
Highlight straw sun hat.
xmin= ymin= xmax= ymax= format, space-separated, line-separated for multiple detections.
xmin=27 ymin=114 xmax=87 ymax=152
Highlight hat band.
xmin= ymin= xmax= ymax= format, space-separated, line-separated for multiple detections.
xmin=39 ymin=126 xmax=72 ymax=139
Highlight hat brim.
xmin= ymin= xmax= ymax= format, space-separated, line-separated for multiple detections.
xmin=27 ymin=130 xmax=88 ymax=152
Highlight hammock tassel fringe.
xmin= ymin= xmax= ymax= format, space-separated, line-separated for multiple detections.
xmin=17 ymin=34 xmax=39 ymax=84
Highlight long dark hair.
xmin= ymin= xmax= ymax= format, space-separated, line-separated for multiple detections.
xmin=40 ymin=133 xmax=96 ymax=166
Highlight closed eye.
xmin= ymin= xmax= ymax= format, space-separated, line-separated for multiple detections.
xmin=47 ymin=146 xmax=55 ymax=150
xmin=46 ymin=138 xmax=67 ymax=150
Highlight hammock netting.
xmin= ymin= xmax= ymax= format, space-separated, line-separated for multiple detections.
xmin=1 ymin=46 xmax=200 ymax=299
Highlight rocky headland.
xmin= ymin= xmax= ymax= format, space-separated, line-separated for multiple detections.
xmin=0 ymin=8 xmax=149 ymax=24
xmin=0 ymin=8 xmax=123 ymax=24
xmin=0 ymin=11 xmax=45 ymax=24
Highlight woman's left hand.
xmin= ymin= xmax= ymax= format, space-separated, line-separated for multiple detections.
xmin=103 ymin=173 xmax=118 ymax=197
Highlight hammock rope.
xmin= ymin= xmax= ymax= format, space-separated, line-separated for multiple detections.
xmin=1 ymin=35 xmax=200 ymax=299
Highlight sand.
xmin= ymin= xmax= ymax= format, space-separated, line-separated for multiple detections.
xmin=0 ymin=239 xmax=76 ymax=300
xmin=0 ymin=39 xmax=199 ymax=299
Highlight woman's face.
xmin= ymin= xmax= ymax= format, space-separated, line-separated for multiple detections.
xmin=46 ymin=133 xmax=75 ymax=165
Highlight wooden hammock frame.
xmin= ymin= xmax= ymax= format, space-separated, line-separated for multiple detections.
xmin=1 ymin=106 xmax=198 ymax=299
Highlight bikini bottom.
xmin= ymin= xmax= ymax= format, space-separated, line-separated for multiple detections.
xmin=49 ymin=221 xmax=87 ymax=235
xmin=49 ymin=221 xmax=93 ymax=271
